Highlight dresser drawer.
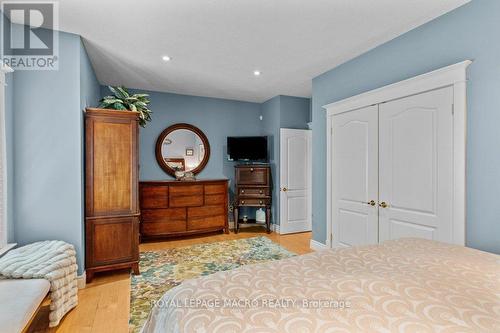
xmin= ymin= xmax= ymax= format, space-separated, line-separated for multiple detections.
xmin=238 ymin=187 xmax=269 ymax=197
xmin=187 ymin=215 xmax=225 ymax=230
xmin=141 ymin=221 xmax=186 ymax=235
xmin=140 ymin=185 xmax=169 ymax=209
xmin=205 ymin=193 xmax=226 ymax=205
xmin=141 ymin=208 xmax=186 ymax=223
xmin=238 ymin=198 xmax=270 ymax=206
xmin=236 ymin=167 xmax=268 ymax=185
xmin=170 ymin=195 xmax=203 ymax=207
xmin=188 ymin=205 xmax=225 ymax=218
xmin=170 ymin=185 xmax=203 ymax=196
xmin=204 ymin=184 xmax=226 ymax=195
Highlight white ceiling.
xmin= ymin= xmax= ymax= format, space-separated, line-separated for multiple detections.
xmin=22 ymin=0 xmax=471 ymax=102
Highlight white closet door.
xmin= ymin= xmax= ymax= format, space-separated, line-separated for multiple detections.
xmin=332 ymin=105 xmax=379 ymax=247
xmin=379 ymin=87 xmax=454 ymax=243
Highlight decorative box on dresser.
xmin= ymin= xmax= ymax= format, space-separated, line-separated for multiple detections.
xmin=85 ymin=108 xmax=140 ymax=283
xmin=234 ymin=165 xmax=272 ymax=233
xmin=139 ymin=179 xmax=229 ymax=239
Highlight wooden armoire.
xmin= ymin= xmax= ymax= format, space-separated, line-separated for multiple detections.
xmin=85 ymin=108 xmax=140 ymax=282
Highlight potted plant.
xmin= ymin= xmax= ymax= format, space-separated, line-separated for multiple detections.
xmin=99 ymin=86 xmax=152 ymax=127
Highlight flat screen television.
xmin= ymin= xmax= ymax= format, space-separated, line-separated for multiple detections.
xmin=227 ymin=136 xmax=268 ymax=161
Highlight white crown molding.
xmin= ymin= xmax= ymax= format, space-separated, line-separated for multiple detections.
xmin=310 ymin=239 xmax=328 ymax=251
xmin=323 ymin=60 xmax=472 ymax=115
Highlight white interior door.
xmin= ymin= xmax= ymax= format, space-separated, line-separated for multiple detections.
xmin=332 ymin=105 xmax=379 ymax=247
xmin=379 ymin=87 xmax=454 ymax=243
xmin=279 ymin=128 xmax=312 ymax=234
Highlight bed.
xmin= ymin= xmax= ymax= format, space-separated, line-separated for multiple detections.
xmin=141 ymin=238 xmax=500 ymax=333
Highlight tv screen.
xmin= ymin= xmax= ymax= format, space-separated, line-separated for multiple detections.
xmin=227 ymin=136 xmax=268 ymax=161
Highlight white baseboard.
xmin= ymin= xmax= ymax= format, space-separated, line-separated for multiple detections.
xmin=228 ymin=222 xmax=280 ymax=234
xmin=310 ymin=239 xmax=328 ymax=251
xmin=77 ymin=272 xmax=86 ymax=289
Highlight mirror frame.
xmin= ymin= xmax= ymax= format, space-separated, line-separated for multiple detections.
xmin=155 ymin=123 xmax=211 ymax=177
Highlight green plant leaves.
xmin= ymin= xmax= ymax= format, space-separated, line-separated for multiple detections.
xmin=99 ymin=86 xmax=152 ymax=127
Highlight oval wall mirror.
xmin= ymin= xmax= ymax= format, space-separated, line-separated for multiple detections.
xmin=155 ymin=123 xmax=210 ymax=176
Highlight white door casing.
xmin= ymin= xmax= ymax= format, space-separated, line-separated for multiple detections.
xmin=324 ymin=60 xmax=471 ymax=248
xmin=378 ymin=87 xmax=454 ymax=243
xmin=279 ymin=128 xmax=312 ymax=234
xmin=331 ymin=105 xmax=379 ymax=247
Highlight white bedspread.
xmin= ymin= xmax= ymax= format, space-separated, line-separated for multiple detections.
xmin=0 ymin=241 xmax=78 ymax=327
xmin=141 ymin=238 xmax=500 ymax=333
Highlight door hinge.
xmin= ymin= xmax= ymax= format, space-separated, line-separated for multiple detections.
xmin=452 ymin=104 xmax=455 ymax=115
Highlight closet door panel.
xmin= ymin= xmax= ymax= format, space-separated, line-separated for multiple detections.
xmin=379 ymin=87 xmax=454 ymax=243
xmin=332 ymin=105 xmax=379 ymax=247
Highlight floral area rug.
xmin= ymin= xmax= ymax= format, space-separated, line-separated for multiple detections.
xmin=129 ymin=236 xmax=296 ymax=332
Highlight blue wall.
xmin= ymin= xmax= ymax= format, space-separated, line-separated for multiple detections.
xmin=12 ymin=30 xmax=100 ymax=273
xmin=112 ymin=87 xmax=263 ymax=197
xmin=260 ymin=95 xmax=311 ymax=225
xmin=261 ymin=96 xmax=281 ymax=223
xmin=311 ymin=0 xmax=500 ymax=254
xmin=101 ymin=87 xmax=311 ymax=226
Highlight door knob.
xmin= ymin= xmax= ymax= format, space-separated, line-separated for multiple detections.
xmin=366 ymin=200 xmax=376 ymax=206
xmin=282 ymin=187 xmax=288 ymax=192
xmin=379 ymin=201 xmax=388 ymax=208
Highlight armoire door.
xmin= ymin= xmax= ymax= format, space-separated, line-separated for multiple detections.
xmin=85 ymin=111 xmax=139 ymax=217
xmin=332 ymin=105 xmax=379 ymax=247
xmin=378 ymin=87 xmax=454 ymax=243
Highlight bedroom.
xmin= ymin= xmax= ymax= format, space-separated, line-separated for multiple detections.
xmin=0 ymin=0 xmax=498 ymax=332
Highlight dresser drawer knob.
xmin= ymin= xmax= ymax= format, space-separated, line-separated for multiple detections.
xmin=241 ymin=200 xmax=245 ymax=204
xmin=259 ymin=190 xmax=263 ymax=194
xmin=259 ymin=200 xmax=263 ymax=204
xmin=250 ymin=168 xmax=254 ymax=172
xmin=241 ymin=190 xmax=245 ymax=193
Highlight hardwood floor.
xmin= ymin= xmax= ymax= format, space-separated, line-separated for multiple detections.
xmin=29 ymin=228 xmax=312 ymax=333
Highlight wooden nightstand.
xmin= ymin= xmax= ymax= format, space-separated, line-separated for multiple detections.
xmin=233 ymin=165 xmax=272 ymax=233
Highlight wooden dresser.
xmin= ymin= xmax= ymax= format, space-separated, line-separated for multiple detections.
xmin=233 ymin=165 xmax=272 ymax=233
xmin=85 ymin=108 xmax=140 ymax=282
xmin=139 ymin=179 xmax=229 ymax=239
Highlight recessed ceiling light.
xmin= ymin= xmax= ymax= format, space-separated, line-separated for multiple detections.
xmin=162 ymin=55 xmax=171 ymax=62
xmin=253 ymin=70 xmax=261 ymax=76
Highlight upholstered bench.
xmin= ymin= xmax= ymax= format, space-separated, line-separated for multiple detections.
xmin=0 ymin=279 xmax=50 ymax=333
